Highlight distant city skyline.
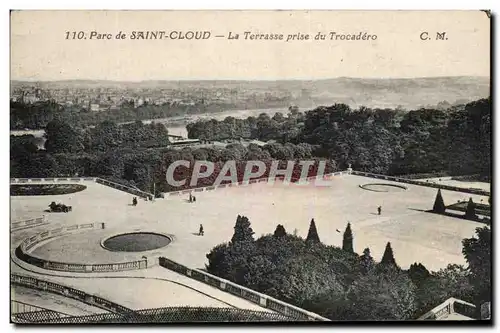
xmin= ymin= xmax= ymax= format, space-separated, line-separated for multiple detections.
xmin=11 ymin=11 xmax=490 ymax=81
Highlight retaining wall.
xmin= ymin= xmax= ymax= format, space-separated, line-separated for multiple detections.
xmin=11 ymin=274 xmax=132 ymax=315
xmin=16 ymin=223 xmax=148 ymax=273
xmin=10 ymin=172 xmax=350 ymax=201
xmin=10 ymin=170 xmax=488 ymax=200
xmin=158 ymin=257 xmax=329 ymax=321
xmin=94 ymin=178 xmax=153 ymax=199
xmin=161 ymin=171 xmax=348 ymax=198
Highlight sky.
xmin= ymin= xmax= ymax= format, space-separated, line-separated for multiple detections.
xmin=10 ymin=10 xmax=490 ymax=81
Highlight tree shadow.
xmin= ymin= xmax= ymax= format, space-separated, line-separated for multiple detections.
xmin=422 ymin=209 xmax=489 ymax=225
xmin=408 ymin=208 xmax=427 ymax=212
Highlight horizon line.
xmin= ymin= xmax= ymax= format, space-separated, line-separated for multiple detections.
xmin=10 ymin=75 xmax=490 ymax=83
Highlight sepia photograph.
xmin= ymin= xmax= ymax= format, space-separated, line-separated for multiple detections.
xmin=9 ymin=10 xmax=491 ymax=324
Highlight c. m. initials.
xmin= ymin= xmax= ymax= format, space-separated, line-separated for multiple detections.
xmin=419 ymin=31 xmax=447 ymax=40
xmin=436 ymin=32 xmax=447 ymax=40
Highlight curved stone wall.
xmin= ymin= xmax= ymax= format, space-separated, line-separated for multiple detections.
xmin=11 ymin=216 xmax=48 ymax=232
xmin=15 ymin=222 xmax=148 ymax=273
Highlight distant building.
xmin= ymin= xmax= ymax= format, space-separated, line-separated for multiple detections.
xmin=169 ymin=138 xmax=202 ymax=148
xmin=90 ymin=104 xmax=100 ymax=112
xmin=23 ymin=94 xmax=39 ymax=104
xmin=134 ymin=98 xmax=144 ymax=108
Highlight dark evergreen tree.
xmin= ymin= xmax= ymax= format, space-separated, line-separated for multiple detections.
xmin=306 ymin=218 xmax=320 ymax=244
xmin=408 ymin=262 xmax=430 ymax=286
xmin=231 ymin=215 xmax=255 ymax=244
xmin=465 ymin=198 xmax=477 ymax=220
xmin=342 ymin=222 xmax=354 ymax=253
xmin=359 ymin=247 xmax=375 ymax=274
xmin=273 ymin=224 xmax=287 ymax=238
xmin=380 ymin=242 xmax=398 ymax=268
xmin=462 ymin=227 xmax=491 ymax=310
xmin=432 ymin=189 xmax=446 ymax=214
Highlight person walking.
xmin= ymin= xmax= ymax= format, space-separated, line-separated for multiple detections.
xmin=377 ymin=206 xmax=382 ymax=215
xmin=199 ymin=224 xmax=204 ymax=236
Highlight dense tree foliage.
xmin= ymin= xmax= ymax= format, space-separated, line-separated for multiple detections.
xmin=408 ymin=263 xmax=431 ymax=287
xmin=45 ymin=119 xmax=85 ymax=154
xmin=11 ymin=118 xmax=338 ymax=195
xmin=462 ymin=227 xmax=491 ymax=310
xmin=359 ymin=248 xmax=375 ymax=275
xmin=11 ymin=98 xmax=491 ymax=193
xmin=413 ymin=264 xmax=475 ymax=318
xmin=206 ymin=215 xmax=486 ymax=320
xmin=187 ymin=99 xmax=491 ymax=179
xmin=10 ymin=98 xmax=289 ymax=130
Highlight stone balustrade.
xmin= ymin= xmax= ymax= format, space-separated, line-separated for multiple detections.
xmin=11 ymin=274 xmax=132 ymax=315
xmin=15 ymin=222 xmax=148 ymax=273
xmin=158 ymin=257 xmax=329 ymax=321
xmin=11 ymin=216 xmax=48 ymax=232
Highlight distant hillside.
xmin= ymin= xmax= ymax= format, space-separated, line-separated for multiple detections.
xmin=11 ymin=76 xmax=489 ymax=110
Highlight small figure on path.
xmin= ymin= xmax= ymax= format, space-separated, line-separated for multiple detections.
xmin=377 ymin=206 xmax=382 ymax=215
xmin=189 ymin=193 xmax=193 ymax=203
xmin=132 ymin=197 xmax=138 ymax=206
xmin=199 ymin=224 xmax=204 ymax=236
xmin=193 ymin=196 xmax=196 ymax=203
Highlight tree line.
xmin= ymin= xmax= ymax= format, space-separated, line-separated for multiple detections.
xmin=10 ymin=98 xmax=289 ymax=129
xmin=188 ymin=98 xmax=491 ymax=179
xmin=10 ymin=98 xmax=490 ymax=193
xmin=10 ymin=119 xmax=335 ymax=193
